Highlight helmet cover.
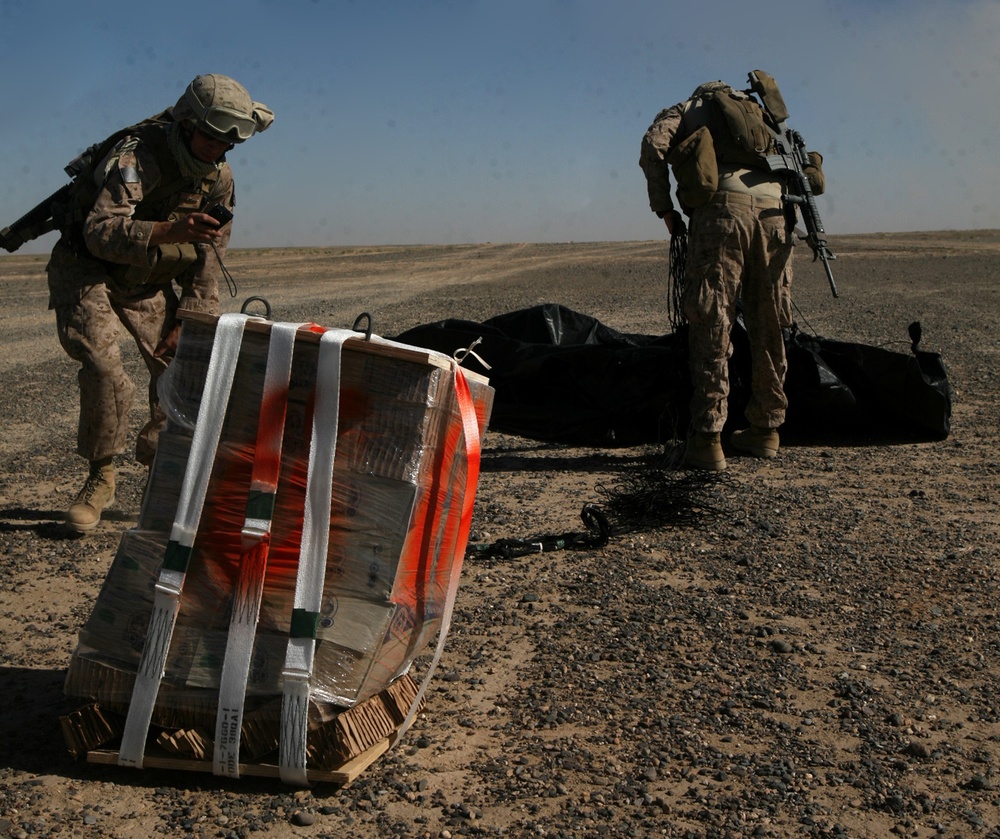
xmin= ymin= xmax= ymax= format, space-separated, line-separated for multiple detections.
xmin=173 ymin=74 xmax=274 ymax=143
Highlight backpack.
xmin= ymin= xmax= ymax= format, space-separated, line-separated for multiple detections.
xmin=711 ymin=90 xmax=776 ymax=161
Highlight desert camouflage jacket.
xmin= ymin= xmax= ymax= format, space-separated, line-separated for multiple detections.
xmin=639 ymin=93 xmax=786 ymax=218
xmin=82 ymin=132 xmax=234 ymax=314
xmin=638 ymin=101 xmax=687 ymax=218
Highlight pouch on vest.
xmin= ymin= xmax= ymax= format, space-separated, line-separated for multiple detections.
xmin=714 ymin=93 xmax=773 ymax=157
xmin=747 ymin=70 xmax=789 ymax=123
xmin=804 ymin=151 xmax=825 ymax=195
xmin=667 ymin=125 xmax=718 ymax=209
xmin=112 ymin=243 xmax=198 ymax=287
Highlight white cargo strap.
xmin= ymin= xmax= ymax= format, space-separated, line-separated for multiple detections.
xmin=279 ymin=328 xmax=355 ymax=786
xmin=213 ymin=321 xmax=309 ymax=778
xmin=395 ymin=360 xmax=483 ymax=741
xmin=119 ymin=312 xmax=253 ymax=769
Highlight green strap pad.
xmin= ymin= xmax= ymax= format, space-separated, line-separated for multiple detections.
xmin=289 ymin=608 xmax=320 ymax=639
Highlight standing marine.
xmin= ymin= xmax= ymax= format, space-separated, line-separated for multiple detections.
xmin=46 ymin=73 xmax=274 ymax=532
xmin=639 ymin=72 xmax=826 ymax=471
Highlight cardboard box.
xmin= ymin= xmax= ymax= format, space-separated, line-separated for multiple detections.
xmin=65 ymin=312 xmax=492 ymax=775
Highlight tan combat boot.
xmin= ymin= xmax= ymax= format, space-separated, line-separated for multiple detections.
xmin=66 ymin=460 xmax=116 ymax=533
xmin=684 ymin=431 xmax=727 ymax=472
xmin=731 ymin=425 xmax=780 ymax=459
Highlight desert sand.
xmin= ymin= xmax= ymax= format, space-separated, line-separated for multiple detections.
xmin=1 ymin=231 xmax=999 ymax=838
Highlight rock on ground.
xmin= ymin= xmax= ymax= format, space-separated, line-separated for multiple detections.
xmin=1 ymin=232 xmax=999 ymax=838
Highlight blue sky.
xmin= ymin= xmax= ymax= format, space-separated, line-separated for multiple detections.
xmin=1 ymin=0 xmax=998 ymax=253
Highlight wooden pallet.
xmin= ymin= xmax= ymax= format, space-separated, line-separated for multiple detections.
xmin=84 ymin=735 xmax=394 ymax=785
xmin=61 ymin=674 xmax=422 ymax=786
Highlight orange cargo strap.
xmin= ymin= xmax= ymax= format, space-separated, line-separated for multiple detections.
xmin=396 ymin=360 xmax=483 ymax=741
xmin=213 ymin=321 xmax=321 ymax=778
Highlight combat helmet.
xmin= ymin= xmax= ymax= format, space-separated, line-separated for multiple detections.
xmin=173 ymin=74 xmax=274 ymax=143
xmin=690 ymin=80 xmax=734 ymax=100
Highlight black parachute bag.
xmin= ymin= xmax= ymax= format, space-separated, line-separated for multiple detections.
xmin=727 ymin=308 xmax=950 ymax=440
xmin=808 ymin=324 xmax=950 ymax=439
xmin=397 ymin=305 xmax=951 ymax=446
xmin=394 ymin=303 xmax=691 ymax=446
xmin=778 ymin=322 xmax=951 ymax=440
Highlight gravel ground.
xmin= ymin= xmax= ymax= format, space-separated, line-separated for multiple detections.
xmin=1 ymin=232 xmax=999 ymax=838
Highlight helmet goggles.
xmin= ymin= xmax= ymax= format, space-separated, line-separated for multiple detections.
xmin=185 ymin=90 xmax=257 ymax=143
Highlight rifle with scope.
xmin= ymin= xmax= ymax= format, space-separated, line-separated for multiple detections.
xmin=747 ymin=70 xmax=838 ymax=298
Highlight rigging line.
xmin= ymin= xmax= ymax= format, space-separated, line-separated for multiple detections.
xmin=211 ymin=241 xmax=238 ymax=298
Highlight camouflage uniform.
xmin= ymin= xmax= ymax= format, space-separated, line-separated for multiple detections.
xmin=639 ymin=90 xmax=795 ymax=435
xmin=47 ymin=129 xmax=233 ymax=465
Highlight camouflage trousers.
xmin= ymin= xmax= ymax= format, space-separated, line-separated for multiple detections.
xmin=48 ymin=243 xmax=177 ymax=466
xmin=682 ymin=192 xmax=794 ymax=434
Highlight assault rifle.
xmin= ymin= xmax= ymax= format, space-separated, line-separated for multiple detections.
xmin=0 ymin=182 xmax=71 ymax=253
xmin=0 ymin=141 xmax=99 ymax=253
xmin=747 ymin=70 xmax=838 ymax=298
xmin=2 ymin=112 xmax=173 ymax=254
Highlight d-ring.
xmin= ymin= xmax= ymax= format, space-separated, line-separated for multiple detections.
xmin=352 ymin=312 xmax=373 ymax=341
xmin=241 ymin=296 xmax=272 ymax=319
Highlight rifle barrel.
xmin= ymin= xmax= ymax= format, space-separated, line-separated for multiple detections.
xmin=821 ymin=251 xmax=838 ymax=298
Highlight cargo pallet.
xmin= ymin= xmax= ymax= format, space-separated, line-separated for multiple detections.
xmin=61 ymin=673 xmax=423 ymax=785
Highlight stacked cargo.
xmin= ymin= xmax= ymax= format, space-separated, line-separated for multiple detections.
xmin=63 ymin=311 xmax=493 ymax=784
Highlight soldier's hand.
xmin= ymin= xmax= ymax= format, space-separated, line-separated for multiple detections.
xmin=149 ymin=214 xmax=225 ymax=246
xmin=153 ymin=323 xmax=183 ymax=359
xmin=664 ymin=210 xmax=686 ymax=237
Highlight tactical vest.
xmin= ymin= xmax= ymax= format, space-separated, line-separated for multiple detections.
xmin=3 ymin=111 xmax=221 ymax=256
xmin=684 ymin=86 xmax=778 ymax=170
xmin=666 ymin=85 xmax=781 ymax=209
xmin=55 ymin=115 xmax=223 ymax=285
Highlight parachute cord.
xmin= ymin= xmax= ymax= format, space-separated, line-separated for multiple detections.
xmin=668 ymin=229 xmax=688 ymax=332
xmin=791 ymin=299 xmax=818 ymax=337
xmin=211 ymin=241 xmax=239 ymax=299
xmin=465 ymin=503 xmax=610 ymax=561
